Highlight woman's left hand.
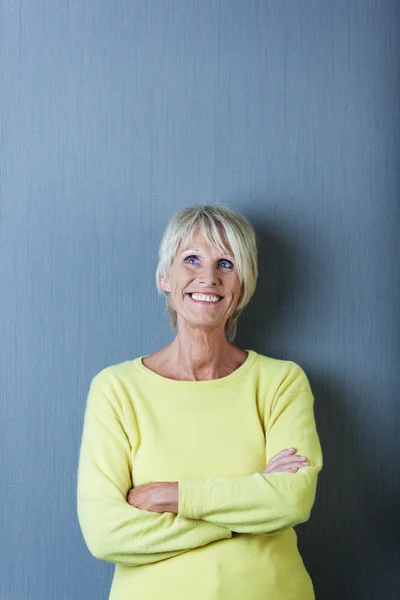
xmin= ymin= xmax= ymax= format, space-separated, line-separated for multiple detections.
xmin=127 ymin=482 xmax=179 ymax=514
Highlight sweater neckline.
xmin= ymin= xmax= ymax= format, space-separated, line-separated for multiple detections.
xmin=133 ymin=349 xmax=257 ymax=388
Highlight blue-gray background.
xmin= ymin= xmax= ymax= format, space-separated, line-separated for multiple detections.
xmin=1 ymin=1 xmax=399 ymax=598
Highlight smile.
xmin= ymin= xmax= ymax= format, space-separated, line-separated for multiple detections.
xmin=187 ymin=293 xmax=223 ymax=303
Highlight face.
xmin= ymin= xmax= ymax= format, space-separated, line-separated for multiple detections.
xmin=160 ymin=228 xmax=243 ymax=333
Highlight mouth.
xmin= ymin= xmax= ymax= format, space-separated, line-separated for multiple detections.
xmin=186 ymin=292 xmax=224 ymax=304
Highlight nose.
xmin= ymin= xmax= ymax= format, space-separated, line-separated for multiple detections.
xmin=198 ymin=263 xmax=220 ymax=287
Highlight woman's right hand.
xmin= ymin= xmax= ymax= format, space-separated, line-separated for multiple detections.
xmin=260 ymin=448 xmax=308 ymax=474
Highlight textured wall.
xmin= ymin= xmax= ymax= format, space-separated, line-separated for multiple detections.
xmin=1 ymin=1 xmax=399 ymax=599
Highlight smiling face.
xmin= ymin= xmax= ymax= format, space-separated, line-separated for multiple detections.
xmin=160 ymin=228 xmax=243 ymax=334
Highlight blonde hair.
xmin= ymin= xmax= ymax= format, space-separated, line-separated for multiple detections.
xmin=156 ymin=204 xmax=258 ymax=341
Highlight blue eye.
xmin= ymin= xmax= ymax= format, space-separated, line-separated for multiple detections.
xmin=219 ymin=260 xmax=234 ymax=269
xmin=184 ymin=255 xmax=199 ymax=265
xmin=184 ymin=256 xmax=234 ymax=269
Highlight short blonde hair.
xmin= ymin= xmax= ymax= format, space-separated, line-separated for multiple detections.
xmin=156 ymin=204 xmax=258 ymax=341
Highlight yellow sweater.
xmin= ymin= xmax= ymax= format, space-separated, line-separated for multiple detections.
xmin=77 ymin=350 xmax=323 ymax=600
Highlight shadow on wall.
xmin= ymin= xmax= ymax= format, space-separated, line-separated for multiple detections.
xmin=235 ymin=218 xmax=397 ymax=600
xmin=235 ymin=220 xmax=303 ymax=349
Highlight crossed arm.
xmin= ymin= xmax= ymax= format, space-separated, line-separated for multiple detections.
xmin=77 ymin=365 xmax=322 ymax=566
xmin=77 ymin=388 xmax=232 ymax=567
xmin=127 ymin=447 xmax=310 ymax=514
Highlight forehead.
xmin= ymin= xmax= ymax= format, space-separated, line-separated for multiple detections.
xmin=179 ymin=226 xmax=233 ymax=254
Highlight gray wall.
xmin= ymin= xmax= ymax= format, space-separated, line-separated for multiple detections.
xmin=1 ymin=1 xmax=399 ymax=599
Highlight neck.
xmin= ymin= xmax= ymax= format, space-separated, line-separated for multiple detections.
xmin=167 ymin=322 xmax=241 ymax=381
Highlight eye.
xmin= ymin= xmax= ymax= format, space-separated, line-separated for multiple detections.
xmin=219 ymin=259 xmax=234 ymax=269
xmin=184 ymin=255 xmax=199 ymax=265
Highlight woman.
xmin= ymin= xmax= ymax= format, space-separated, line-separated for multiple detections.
xmin=77 ymin=204 xmax=323 ymax=600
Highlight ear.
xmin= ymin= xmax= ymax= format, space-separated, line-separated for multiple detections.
xmin=160 ymin=275 xmax=171 ymax=293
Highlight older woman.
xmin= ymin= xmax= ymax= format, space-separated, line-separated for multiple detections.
xmin=77 ymin=204 xmax=323 ymax=600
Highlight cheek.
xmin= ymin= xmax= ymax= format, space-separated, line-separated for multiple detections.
xmin=227 ymin=277 xmax=242 ymax=296
xmin=171 ymin=277 xmax=191 ymax=298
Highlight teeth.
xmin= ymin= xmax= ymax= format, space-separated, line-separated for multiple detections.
xmin=191 ymin=293 xmax=221 ymax=303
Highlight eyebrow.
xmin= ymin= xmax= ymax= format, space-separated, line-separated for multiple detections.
xmin=179 ymin=248 xmax=200 ymax=254
xmin=179 ymin=248 xmax=233 ymax=257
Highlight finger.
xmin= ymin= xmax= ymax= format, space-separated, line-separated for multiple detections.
xmin=282 ymin=462 xmax=309 ymax=471
xmin=269 ymin=449 xmax=302 ymax=462
xmin=272 ymin=462 xmax=309 ymax=473
xmin=274 ymin=456 xmax=308 ymax=467
xmin=267 ymin=448 xmax=296 ymax=466
xmin=267 ymin=450 xmax=306 ymax=469
xmin=273 ymin=458 xmax=309 ymax=470
xmin=279 ymin=459 xmax=309 ymax=469
xmin=262 ymin=459 xmax=308 ymax=474
xmin=278 ymin=447 xmax=297 ymax=456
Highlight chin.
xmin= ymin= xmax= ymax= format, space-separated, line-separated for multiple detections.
xmin=180 ymin=315 xmax=228 ymax=331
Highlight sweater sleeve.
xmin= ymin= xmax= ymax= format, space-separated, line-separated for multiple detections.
xmin=77 ymin=376 xmax=232 ymax=567
xmin=178 ymin=362 xmax=323 ymax=535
